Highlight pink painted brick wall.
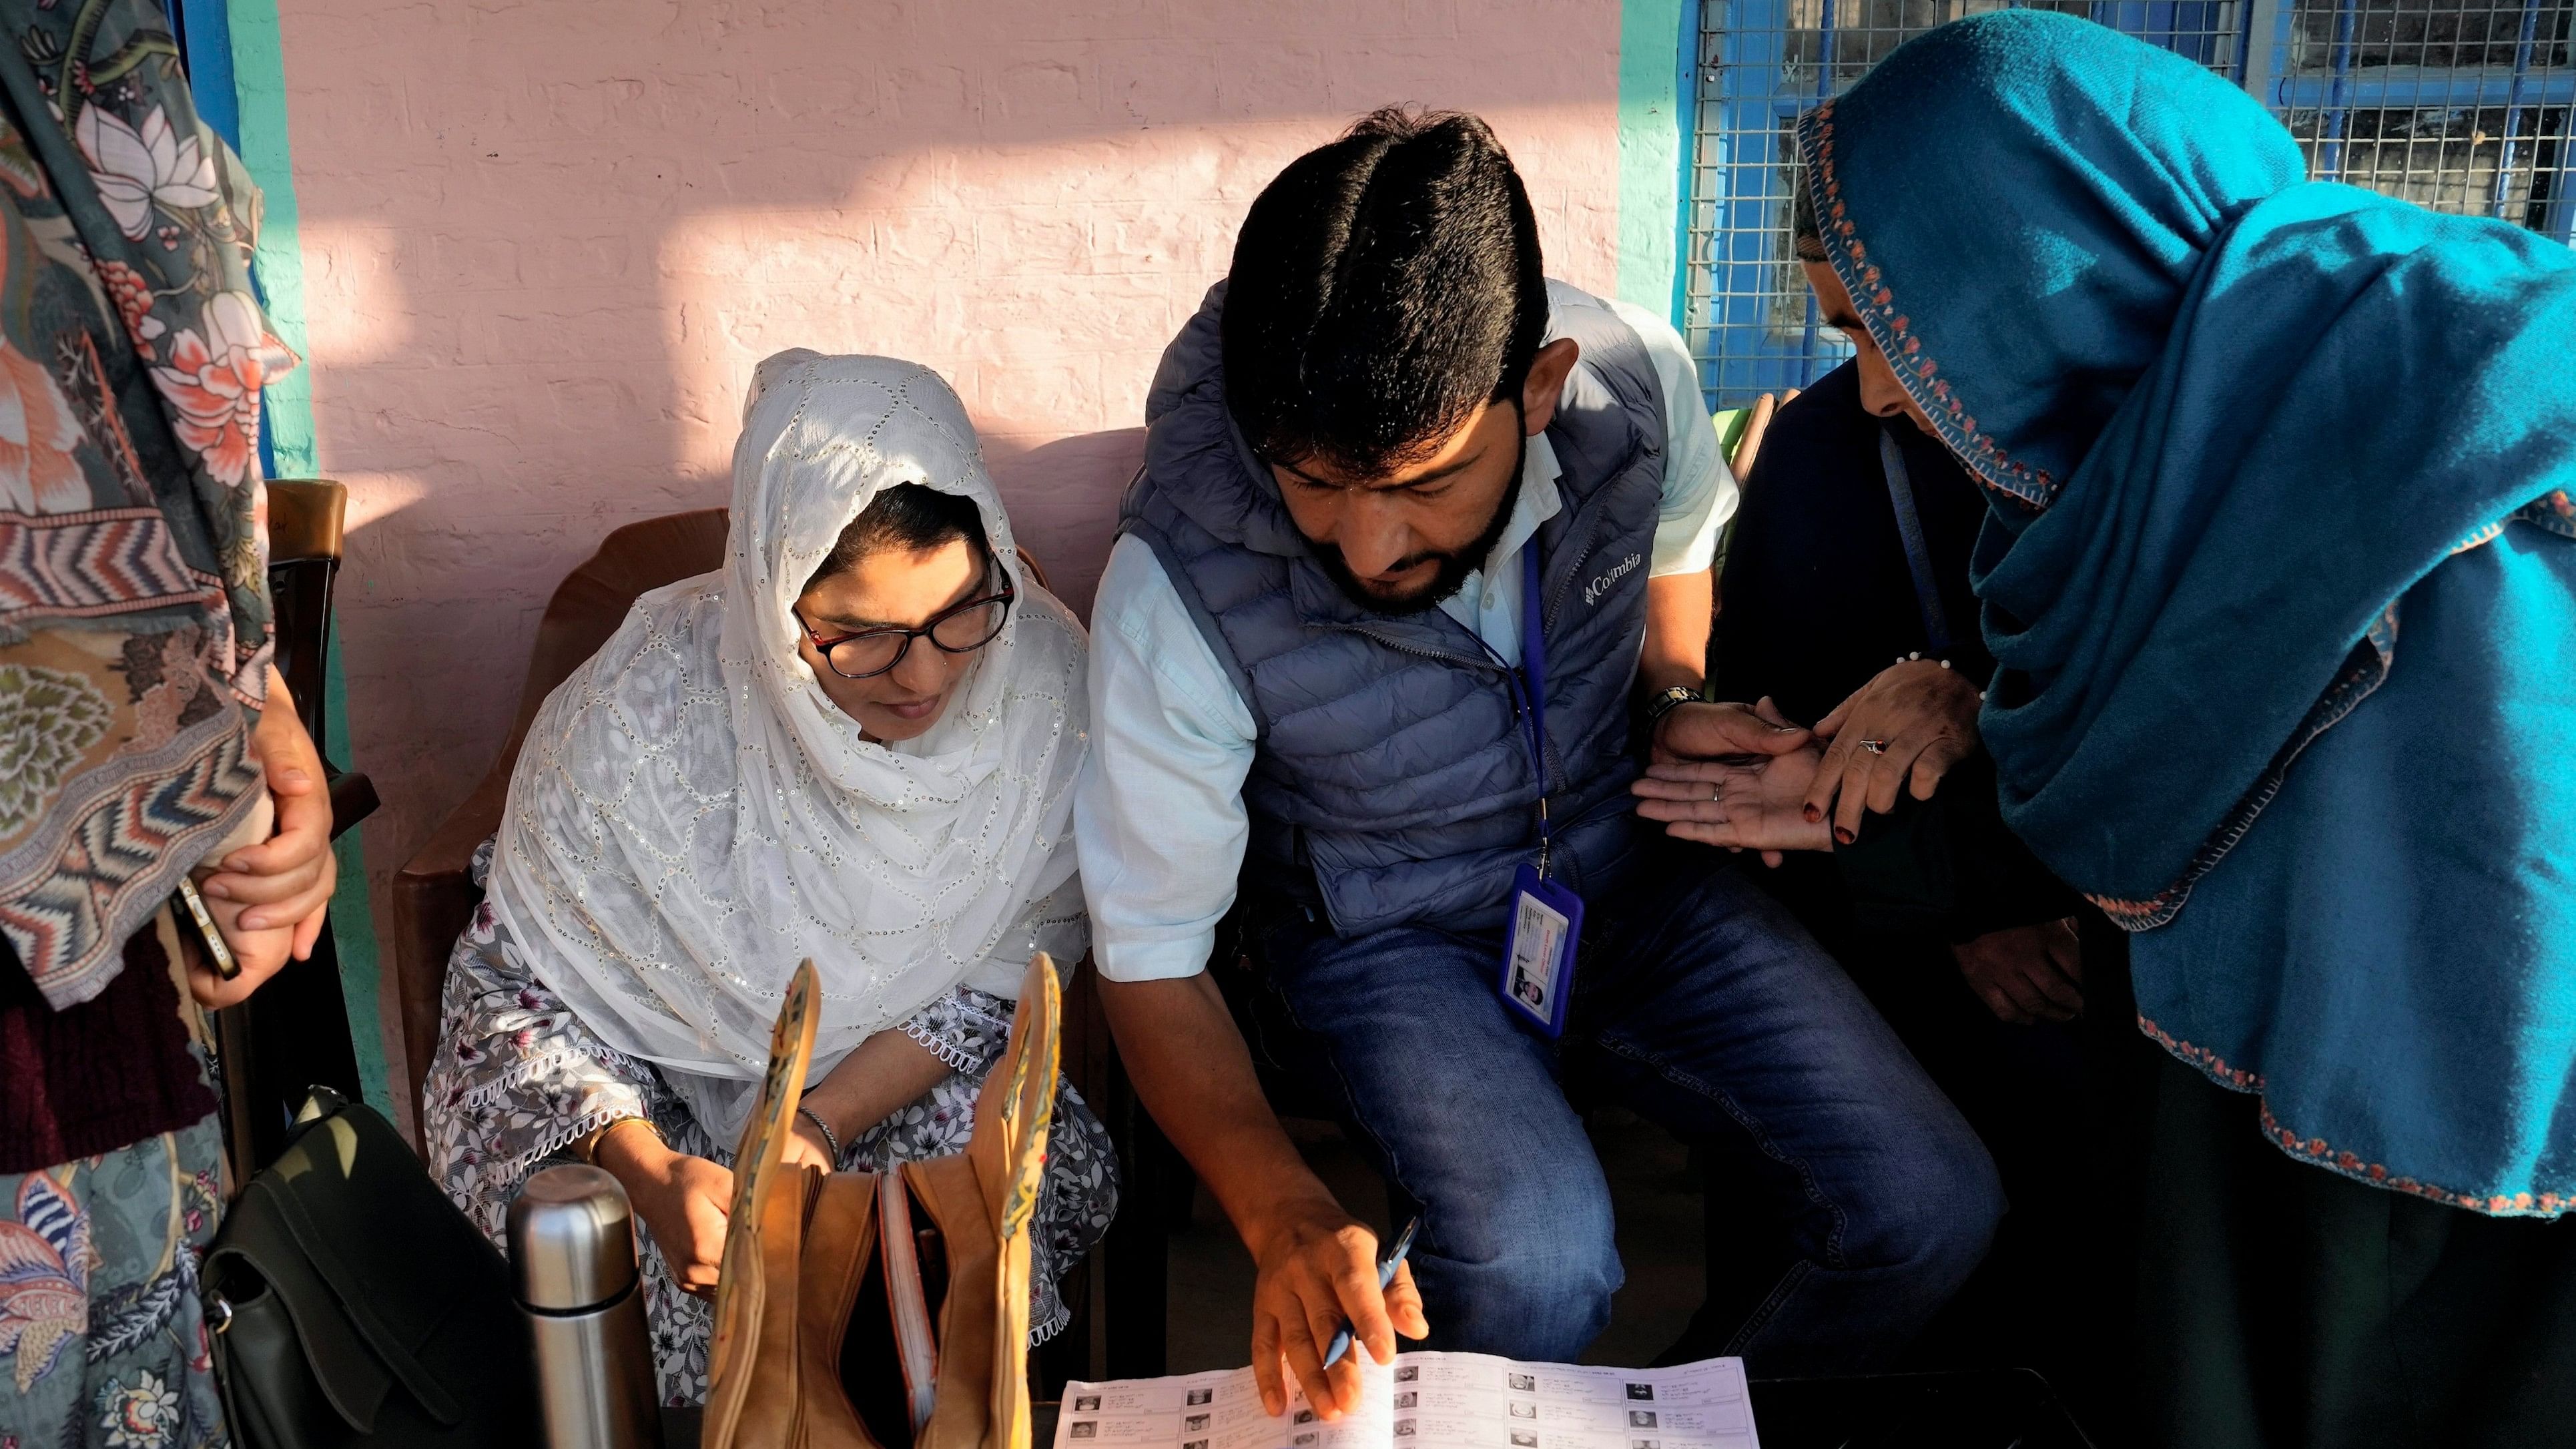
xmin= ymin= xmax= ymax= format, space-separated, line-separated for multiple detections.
xmin=276 ymin=0 xmax=1626 ymax=998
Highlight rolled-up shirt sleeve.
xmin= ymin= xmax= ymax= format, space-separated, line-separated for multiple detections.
xmin=1606 ymin=296 xmax=1736 ymax=577
xmin=1074 ymin=534 xmax=1259 ymax=982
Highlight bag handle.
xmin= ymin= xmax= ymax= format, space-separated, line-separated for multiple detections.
xmin=704 ymin=959 xmax=824 ymax=1448
xmin=970 ymin=953 xmax=1062 ymax=1449
xmin=968 ymin=954 xmax=1061 ymax=1237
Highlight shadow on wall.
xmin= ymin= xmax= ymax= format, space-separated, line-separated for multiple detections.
xmin=272 ymin=0 xmax=1627 ymax=1076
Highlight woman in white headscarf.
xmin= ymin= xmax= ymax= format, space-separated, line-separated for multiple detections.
xmin=420 ymin=353 xmax=1115 ymax=1406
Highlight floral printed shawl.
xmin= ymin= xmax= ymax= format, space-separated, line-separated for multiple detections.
xmin=0 ymin=0 xmax=295 ymax=1008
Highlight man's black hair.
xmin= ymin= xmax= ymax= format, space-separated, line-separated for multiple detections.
xmin=805 ymin=483 xmax=990 ymax=591
xmin=1222 ymin=107 xmax=1547 ymax=477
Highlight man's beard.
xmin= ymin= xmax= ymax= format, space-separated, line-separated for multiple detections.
xmin=1310 ymin=432 xmax=1528 ymax=617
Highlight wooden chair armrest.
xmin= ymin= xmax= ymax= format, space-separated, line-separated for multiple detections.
xmin=388 ymin=762 xmax=514 ymax=1121
xmin=326 ymin=768 xmax=379 ymax=840
xmin=264 ymin=479 xmax=348 ymax=565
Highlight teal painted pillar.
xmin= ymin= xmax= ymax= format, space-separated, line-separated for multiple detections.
xmin=217 ymin=0 xmax=393 ymax=1111
xmin=1618 ymin=0 xmax=1691 ymax=318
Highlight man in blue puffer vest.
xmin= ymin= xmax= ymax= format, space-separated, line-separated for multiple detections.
xmin=1074 ymin=109 xmax=2001 ymax=1416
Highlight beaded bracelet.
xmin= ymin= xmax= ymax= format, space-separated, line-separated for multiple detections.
xmin=1894 ymin=650 xmax=1987 ymax=703
xmin=797 ymin=1105 xmax=844 ymax=1165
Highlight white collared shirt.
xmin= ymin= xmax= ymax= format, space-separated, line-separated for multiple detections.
xmin=1076 ymin=295 xmax=1730 ymax=981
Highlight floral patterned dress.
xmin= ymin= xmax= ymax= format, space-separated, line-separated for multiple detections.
xmin=0 ymin=918 xmax=233 ymax=1449
xmin=0 ymin=1119 xmax=230 ymax=1449
xmin=420 ymin=845 xmax=1118 ymax=1407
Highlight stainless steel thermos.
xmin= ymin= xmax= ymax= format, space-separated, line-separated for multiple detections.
xmin=508 ymin=1164 xmax=664 ymax=1449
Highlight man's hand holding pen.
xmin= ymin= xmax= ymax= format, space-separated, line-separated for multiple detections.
xmin=1247 ymin=1199 xmax=1428 ymax=1420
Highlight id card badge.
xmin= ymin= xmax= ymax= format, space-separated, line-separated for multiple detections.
xmin=1498 ymin=862 xmax=1584 ymax=1037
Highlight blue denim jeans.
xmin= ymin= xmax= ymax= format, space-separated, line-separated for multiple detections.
xmin=1253 ymin=852 xmax=2003 ymax=1372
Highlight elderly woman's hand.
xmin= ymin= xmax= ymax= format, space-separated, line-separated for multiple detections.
xmin=1803 ymin=659 xmax=1981 ymax=845
xmin=1952 ymin=918 xmax=2083 ymax=1025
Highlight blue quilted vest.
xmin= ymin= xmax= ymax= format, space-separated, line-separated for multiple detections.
xmin=1123 ymin=280 xmax=1669 ymax=936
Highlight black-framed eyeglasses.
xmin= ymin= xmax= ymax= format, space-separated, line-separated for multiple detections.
xmin=795 ymin=571 xmax=1015 ymax=680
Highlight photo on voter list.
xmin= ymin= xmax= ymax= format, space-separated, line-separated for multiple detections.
xmin=117 ymin=7 xmax=2576 ymax=1449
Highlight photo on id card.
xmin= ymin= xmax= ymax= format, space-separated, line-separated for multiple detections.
xmin=1500 ymin=861 xmax=1581 ymax=1037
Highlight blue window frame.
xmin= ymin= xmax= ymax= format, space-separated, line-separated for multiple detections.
xmin=1681 ymin=0 xmax=2576 ymax=408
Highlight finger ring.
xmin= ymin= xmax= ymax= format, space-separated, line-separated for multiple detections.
xmin=1711 ymin=783 xmax=1723 ymax=801
xmin=1858 ymin=739 xmax=1890 ymax=754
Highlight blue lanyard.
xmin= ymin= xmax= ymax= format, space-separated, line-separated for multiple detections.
xmin=1474 ymin=547 xmax=1555 ymax=876
xmin=1878 ymin=428 xmax=1955 ymax=656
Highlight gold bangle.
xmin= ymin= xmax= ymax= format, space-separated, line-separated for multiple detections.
xmin=582 ymin=1115 xmax=661 ymax=1166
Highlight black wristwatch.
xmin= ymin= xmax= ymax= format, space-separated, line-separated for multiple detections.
xmin=1642 ymin=685 xmax=1700 ymax=728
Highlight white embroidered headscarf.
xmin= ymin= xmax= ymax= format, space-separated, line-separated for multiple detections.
xmin=489 ymin=352 xmax=1089 ymax=1141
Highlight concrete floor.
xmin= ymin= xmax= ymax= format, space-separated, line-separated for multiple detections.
xmin=1161 ymin=1107 xmax=1708 ymax=1373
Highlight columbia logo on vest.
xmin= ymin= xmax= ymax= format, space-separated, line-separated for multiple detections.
xmin=1582 ymin=553 xmax=1644 ymax=606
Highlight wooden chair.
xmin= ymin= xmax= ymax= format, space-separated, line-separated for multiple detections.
xmin=384 ymin=509 xmax=1155 ymax=1384
xmin=213 ymin=479 xmax=382 ymax=1170
xmin=388 ymin=507 xmax=731 ymax=1112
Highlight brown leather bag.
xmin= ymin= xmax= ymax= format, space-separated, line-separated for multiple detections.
xmin=703 ymin=955 xmax=1060 ymax=1449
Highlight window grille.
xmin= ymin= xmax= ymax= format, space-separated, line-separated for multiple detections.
xmin=1681 ymin=0 xmax=2576 ymax=408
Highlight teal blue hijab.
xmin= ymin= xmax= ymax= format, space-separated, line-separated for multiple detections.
xmin=1801 ymin=10 xmax=2576 ymax=1213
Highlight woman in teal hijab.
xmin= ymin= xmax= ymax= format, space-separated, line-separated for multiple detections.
xmin=1792 ymin=10 xmax=2575 ymax=1444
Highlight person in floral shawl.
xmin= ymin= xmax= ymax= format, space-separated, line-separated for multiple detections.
xmin=0 ymin=3 xmax=339 ymax=1447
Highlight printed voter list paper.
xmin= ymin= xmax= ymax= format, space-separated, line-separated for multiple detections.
xmin=1051 ymin=1353 xmax=1757 ymax=1449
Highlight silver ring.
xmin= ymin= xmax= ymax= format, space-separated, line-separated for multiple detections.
xmin=1857 ymin=738 xmax=1890 ymax=755
xmin=1712 ymin=783 xmax=1723 ymax=801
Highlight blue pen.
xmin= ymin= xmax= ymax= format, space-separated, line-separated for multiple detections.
xmin=1321 ymin=1217 xmax=1420 ymax=1370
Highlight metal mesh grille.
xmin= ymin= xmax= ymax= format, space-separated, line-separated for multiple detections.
xmin=1682 ymin=0 xmax=2575 ymax=409
xmin=2282 ymin=0 xmax=2576 ymax=228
